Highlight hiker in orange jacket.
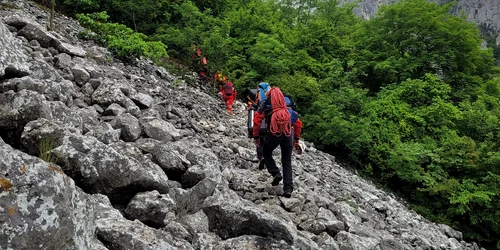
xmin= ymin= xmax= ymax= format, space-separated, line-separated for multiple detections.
xmin=220 ymin=81 xmax=237 ymax=114
xmin=253 ymin=87 xmax=302 ymax=198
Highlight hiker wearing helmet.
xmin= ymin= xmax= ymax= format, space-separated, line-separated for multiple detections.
xmin=220 ymin=81 xmax=237 ymax=114
xmin=214 ymin=69 xmax=227 ymax=91
xmin=252 ymin=87 xmax=302 ymax=198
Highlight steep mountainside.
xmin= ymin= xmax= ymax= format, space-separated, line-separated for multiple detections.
xmin=0 ymin=0 xmax=489 ymax=249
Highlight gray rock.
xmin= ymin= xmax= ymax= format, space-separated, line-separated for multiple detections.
xmin=335 ymin=231 xmax=379 ymax=250
xmin=29 ymin=59 xmax=64 ymax=82
xmin=17 ymin=22 xmax=56 ymax=48
xmin=202 ymin=188 xmax=297 ymax=245
xmin=56 ymin=41 xmax=86 ymax=57
xmin=91 ymin=79 xmax=128 ymax=107
xmin=131 ymin=92 xmax=155 ymax=109
xmin=192 ymin=233 xmax=221 ymax=250
xmin=4 ymin=14 xmax=30 ymax=29
xmin=298 ymin=219 xmax=326 ymax=235
xmin=104 ymin=103 xmax=126 ymax=116
xmin=22 ymin=125 xmax=171 ymax=202
xmin=314 ymin=232 xmax=340 ymax=250
xmin=72 ymin=66 xmax=90 ymax=86
xmin=179 ymin=210 xmax=210 ymax=237
xmin=97 ymin=218 xmax=193 ymax=250
xmin=140 ymin=117 xmax=181 ymax=141
xmin=216 ymin=235 xmax=296 ymax=250
xmin=153 ymin=143 xmax=191 ymax=175
xmin=0 ymin=21 xmax=30 ymax=77
xmin=0 ymin=138 xmax=97 ymax=250
xmin=171 ymin=178 xmax=218 ymax=215
xmin=114 ymin=112 xmax=141 ymax=141
xmin=125 ymin=190 xmax=176 ymax=228
xmin=54 ymin=53 xmax=73 ymax=68
xmin=379 ymin=238 xmax=409 ymax=250
xmin=162 ymin=221 xmax=192 ymax=241
xmin=0 ymin=90 xmax=50 ymax=146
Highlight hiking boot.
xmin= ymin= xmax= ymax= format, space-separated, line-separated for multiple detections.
xmin=258 ymin=160 xmax=266 ymax=170
xmin=283 ymin=189 xmax=292 ymax=198
xmin=271 ymin=173 xmax=282 ymax=186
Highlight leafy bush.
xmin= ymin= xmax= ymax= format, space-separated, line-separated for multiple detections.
xmin=76 ymin=12 xmax=168 ymax=62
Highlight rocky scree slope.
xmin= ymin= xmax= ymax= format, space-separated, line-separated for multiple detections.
xmin=0 ymin=1 xmax=486 ymax=250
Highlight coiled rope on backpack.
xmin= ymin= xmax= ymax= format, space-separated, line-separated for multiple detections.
xmin=269 ymin=87 xmax=291 ymax=137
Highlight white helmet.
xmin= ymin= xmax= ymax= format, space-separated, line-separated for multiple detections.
xmin=293 ymin=140 xmax=306 ymax=155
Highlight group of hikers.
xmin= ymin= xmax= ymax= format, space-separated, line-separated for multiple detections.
xmin=192 ymin=45 xmax=304 ymax=198
xmin=191 ymin=45 xmax=236 ymax=114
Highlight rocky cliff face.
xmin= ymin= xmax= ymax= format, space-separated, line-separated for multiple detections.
xmin=0 ymin=1 xmax=487 ymax=250
xmin=449 ymin=0 xmax=500 ymax=35
xmin=343 ymin=0 xmax=500 ymax=44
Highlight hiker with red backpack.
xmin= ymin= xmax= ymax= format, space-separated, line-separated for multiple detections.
xmin=252 ymin=87 xmax=302 ymax=198
xmin=220 ymin=81 xmax=237 ymax=114
xmin=252 ymin=83 xmax=303 ymax=170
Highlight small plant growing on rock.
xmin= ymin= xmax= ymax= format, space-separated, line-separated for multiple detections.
xmin=39 ymin=136 xmax=61 ymax=164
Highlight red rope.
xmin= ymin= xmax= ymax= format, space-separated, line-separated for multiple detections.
xmin=268 ymin=87 xmax=291 ymax=136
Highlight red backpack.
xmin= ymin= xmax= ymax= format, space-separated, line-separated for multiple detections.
xmin=224 ymin=82 xmax=234 ymax=96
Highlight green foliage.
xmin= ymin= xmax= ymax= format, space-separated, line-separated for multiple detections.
xmin=248 ymin=33 xmax=291 ymax=76
xmin=153 ymin=1 xmax=224 ymax=68
xmin=266 ymin=72 xmax=320 ymax=114
xmin=59 ymin=0 xmax=99 ymax=12
xmin=76 ymin=12 xmax=168 ymax=62
xmin=108 ymin=33 xmax=167 ymax=61
xmin=353 ymin=0 xmax=494 ymax=94
xmin=305 ymin=72 xmax=499 ymax=247
xmin=449 ymin=179 xmax=495 ymax=215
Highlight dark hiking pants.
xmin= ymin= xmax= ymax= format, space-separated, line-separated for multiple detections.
xmin=257 ymin=137 xmax=265 ymax=160
xmin=263 ymin=133 xmax=293 ymax=191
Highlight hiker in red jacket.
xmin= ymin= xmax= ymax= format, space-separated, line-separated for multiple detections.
xmin=253 ymin=87 xmax=302 ymax=198
xmin=220 ymin=81 xmax=237 ymax=114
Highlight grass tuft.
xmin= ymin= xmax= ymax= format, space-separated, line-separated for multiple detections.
xmin=39 ymin=136 xmax=61 ymax=163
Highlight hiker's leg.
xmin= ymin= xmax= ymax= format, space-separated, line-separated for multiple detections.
xmin=263 ymin=134 xmax=280 ymax=177
xmin=257 ymin=137 xmax=265 ymax=170
xmin=280 ymin=134 xmax=294 ymax=191
xmin=227 ymin=95 xmax=234 ymax=113
xmin=257 ymin=137 xmax=264 ymax=160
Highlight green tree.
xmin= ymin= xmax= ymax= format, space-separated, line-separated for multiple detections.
xmin=266 ymin=72 xmax=320 ymax=114
xmin=354 ymin=0 xmax=494 ymax=94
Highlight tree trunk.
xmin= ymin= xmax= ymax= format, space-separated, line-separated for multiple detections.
xmin=48 ymin=0 xmax=55 ymax=30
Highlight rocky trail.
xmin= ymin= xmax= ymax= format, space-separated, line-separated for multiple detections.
xmin=0 ymin=1 xmax=485 ymax=249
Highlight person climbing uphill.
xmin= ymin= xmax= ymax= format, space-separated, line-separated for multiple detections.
xmin=253 ymin=87 xmax=302 ymax=198
xmin=214 ymin=69 xmax=227 ymax=91
xmin=191 ymin=43 xmax=208 ymax=83
xmin=254 ymin=82 xmax=271 ymax=170
xmin=220 ymin=81 xmax=237 ymax=114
